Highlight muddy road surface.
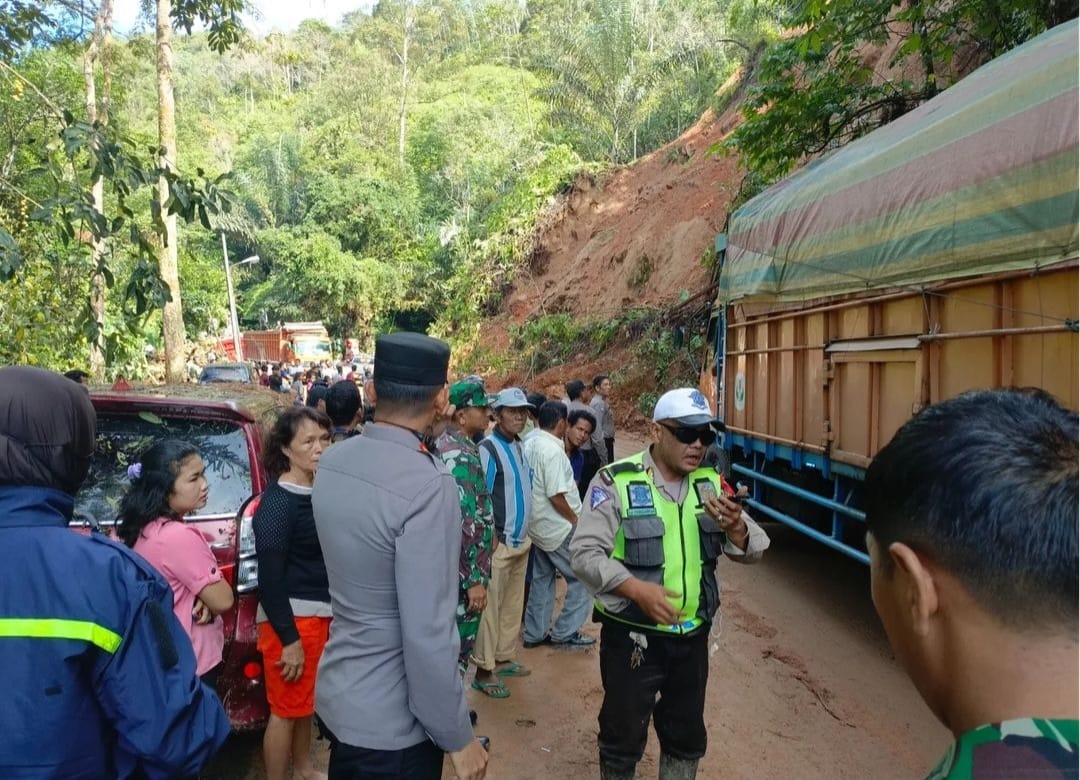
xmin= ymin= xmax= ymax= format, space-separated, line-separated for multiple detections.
xmin=205 ymin=434 xmax=949 ymax=779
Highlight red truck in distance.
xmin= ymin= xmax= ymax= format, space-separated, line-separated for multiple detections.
xmin=223 ymin=321 xmax=333 ymax=365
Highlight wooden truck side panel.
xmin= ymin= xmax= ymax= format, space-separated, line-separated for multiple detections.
xmin=722 ymin=264 xmax=1078 ymax=472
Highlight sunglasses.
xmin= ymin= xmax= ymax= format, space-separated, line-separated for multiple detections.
xmin=659 ymin=424 xmax=717 ymax=446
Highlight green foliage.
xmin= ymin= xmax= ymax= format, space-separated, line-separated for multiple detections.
xmin=532 ymin=0 xmax=742 ymax=164
xmin=0 ymin=91 xmax=238 ymax=364
xmin=509 ymin=313 xmax=586 ymax=373
xmin=172 ymin=0 xmax=246 ymax=54
xmin=0 ymin=2 xmax=50 ymax=60
xmin=1 ymin=0 xmax=771 ymax=369
xmin=725 ymin=0 xmax=1077 ymax=183
xmin=628 ymin=254 xmax=654 ymax=289
xmin=636 ymin=391 xmax=659 ymax=418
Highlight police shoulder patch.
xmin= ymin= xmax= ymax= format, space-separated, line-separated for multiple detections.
xmin=590 ymin=486 xmax=612 ymax=511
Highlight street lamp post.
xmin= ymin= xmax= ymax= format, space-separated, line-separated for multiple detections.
xmin=220 ymin=233 xmax=259 ymax=363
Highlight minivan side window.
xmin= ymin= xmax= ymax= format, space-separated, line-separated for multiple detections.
xmin=75 ymin=413 xmax=252 ymax=528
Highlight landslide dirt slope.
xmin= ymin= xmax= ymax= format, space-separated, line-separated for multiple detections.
xmin=489 ymin=27 xmax=983 ymax=333
xmin=474 ymin=66 xmax=754 ymax=428
xmin=506 ymin=93 xmax=745 ymax=326
xmin=476 ymin=35 xmax=982 ymax=429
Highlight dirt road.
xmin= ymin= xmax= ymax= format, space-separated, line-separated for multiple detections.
xmin=207 ymin=433 xmax=950 ymax=779
xmin=461 ymin=435 xmax=948 ymax=779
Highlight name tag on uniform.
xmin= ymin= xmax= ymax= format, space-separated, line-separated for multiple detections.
xmin=626 ymin=482 xmax=656 ymax=517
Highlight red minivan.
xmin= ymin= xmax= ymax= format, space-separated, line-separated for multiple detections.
xmin=73 ymin=385 xmax=287 ymax=731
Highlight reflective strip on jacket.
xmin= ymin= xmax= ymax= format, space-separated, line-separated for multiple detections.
xmin=0 ymin=485 xmax=230 ymax=779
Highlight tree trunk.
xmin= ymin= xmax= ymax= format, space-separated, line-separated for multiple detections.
xmin=84 ymin=0 xmax=114 ymax=382
xmin=397 ymin=1 xmax=412 ymax=168
xmin=156 ymin=0 xmax=184 ymax=383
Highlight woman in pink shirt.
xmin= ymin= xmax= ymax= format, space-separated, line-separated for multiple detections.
xmin=118 ymin=439 xmax=235 ymax=687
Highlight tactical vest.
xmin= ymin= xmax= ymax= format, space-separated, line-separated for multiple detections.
xmin=596 ymin=452 xmax=729 ymax=635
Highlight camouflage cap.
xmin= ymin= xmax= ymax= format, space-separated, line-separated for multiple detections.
xmin=449 ymin=381 xmax=488 ymax=408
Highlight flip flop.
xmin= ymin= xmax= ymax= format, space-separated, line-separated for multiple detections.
xmin=471 ymin=679 xmax=510 ymax=698
xmin=494 ymin=662 xmax=531 ymax=678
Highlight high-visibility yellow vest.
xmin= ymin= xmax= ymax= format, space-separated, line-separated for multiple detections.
xmin=596 ymin=451 xmax=729 ymax=635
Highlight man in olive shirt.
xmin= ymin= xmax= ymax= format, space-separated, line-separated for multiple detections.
xmin=313 ymin=332 xmax=487 ymax=780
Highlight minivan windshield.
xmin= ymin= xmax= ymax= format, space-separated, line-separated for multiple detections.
xmin=75 ymin=412 xmax=252 ymax=527
xmin=294 ymin=337 xmax=332 ymax=361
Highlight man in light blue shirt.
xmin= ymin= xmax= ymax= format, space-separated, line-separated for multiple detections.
xmin=473 ymin=388 xmax=535 ymax=698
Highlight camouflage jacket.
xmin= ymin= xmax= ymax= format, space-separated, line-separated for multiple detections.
xmin=926 ymin=718 xmax=1079 ymax=779
xmin=436 ymin=425 xmax=495 ymax=591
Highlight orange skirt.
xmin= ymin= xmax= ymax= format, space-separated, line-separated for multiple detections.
xmin=257 ymin=616 xmax=331 ymax=718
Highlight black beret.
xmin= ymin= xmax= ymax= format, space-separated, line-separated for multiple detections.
xmin=375 ymin=332 xmax=450 ymax=386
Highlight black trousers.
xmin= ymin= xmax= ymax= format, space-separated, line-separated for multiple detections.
xmin=328 ymin=738 xmax=442 ymax=780
xmin=604 ymin=437 xmax=615 ymax=465
xmin=597 ymin=622 xmax=709 ymax=772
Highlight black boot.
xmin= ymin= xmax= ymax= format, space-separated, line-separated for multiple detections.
xmin=657 ymin=754 xmax=698 ymax=780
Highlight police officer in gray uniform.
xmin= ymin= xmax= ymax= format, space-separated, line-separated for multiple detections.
xmin=312 ymin=332 xmax=488 ymax=780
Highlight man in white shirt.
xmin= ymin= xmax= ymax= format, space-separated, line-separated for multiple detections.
xmin=522 ymin=401 xmax=596 ymax=648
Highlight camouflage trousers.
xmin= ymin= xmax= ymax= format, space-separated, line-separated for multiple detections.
xmin=456 ymin=596 xmax=481 ymax=669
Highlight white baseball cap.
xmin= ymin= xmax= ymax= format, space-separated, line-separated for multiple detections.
xmin=652 ymin=388 xmax=718 ymax=427
xmin=492 ymin=387 xmax=535 ymax=410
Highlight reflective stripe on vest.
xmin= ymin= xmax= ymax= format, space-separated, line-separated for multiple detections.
xmin=597 ymin=451 xmax=723 ymax=635
xmin=0 ymin=618 xmax=122 ymax=653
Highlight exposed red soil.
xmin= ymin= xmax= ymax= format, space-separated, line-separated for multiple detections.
xmin=465 ymin=62 xmax=759 ymax=432
xmin=504 ymin=96 xmax=745 ymax=326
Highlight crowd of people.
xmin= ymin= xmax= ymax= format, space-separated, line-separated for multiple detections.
xmin=0 ymin=337 xmax=1076 ymax=780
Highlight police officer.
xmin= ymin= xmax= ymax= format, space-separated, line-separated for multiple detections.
xmin=0 ymin=366 xmax=230 ymax=779
xmin=571 ymin=388 xmax=770 ymax=780
xmin=313 ymin=332 xmax=488 ymax=780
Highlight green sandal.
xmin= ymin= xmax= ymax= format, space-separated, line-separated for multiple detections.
xmin=494 ymin=661 xmax=531 ymax=678
xmin=471 ymin=679 xmax=510 ymax=698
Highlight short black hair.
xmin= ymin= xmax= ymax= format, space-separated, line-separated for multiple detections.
xmin=64 ymin=369 xmax=90 ymax=384
xmin=592 ymin=375 xmax=608 ymax=390
xmin=527 ymin=392 xmax=547 ymax=410
xmin=325 ymin=380 xmax=361 ymax=426
xmin=568 ymin=408 xmax=597 ymax=434
xmin=537 ymin=401 xmax=568 ymax=431
xmin=865 ymin=388 xmax=1078 ymax=633
xmin=565 ymin=379 xmax=586 ymax=401
xmin=306 ymin=383 xmax=329 ymax=408
xmin=373 ymin=377 xmax=443 ymax=416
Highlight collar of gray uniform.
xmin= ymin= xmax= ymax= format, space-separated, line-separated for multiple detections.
xmin=363 ymin=421 xmax=432 ymax=449
xmin=642 ymin=447 xmax=689 ymax=505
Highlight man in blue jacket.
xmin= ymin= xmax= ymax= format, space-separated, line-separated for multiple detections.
xmin=0 ymin=366 xmax=230 ymax=779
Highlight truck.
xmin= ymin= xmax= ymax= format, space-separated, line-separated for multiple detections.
xmin=227 ymin=321 xmax=333 ymax=365
xmin=703 ymin=20 xmax=1078 ymax=563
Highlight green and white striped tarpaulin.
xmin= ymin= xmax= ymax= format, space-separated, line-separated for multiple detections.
xmin=721 ymin=20 xmax=1079 ymax=303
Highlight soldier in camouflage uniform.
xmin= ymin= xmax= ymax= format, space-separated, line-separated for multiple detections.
xmin=926 ymin=719 xmax=1080 ymax=779
xmin=436 ymin=381 xmax=496 ymax=669
xmin=865 ymin=389 xmax=1078 ymax=780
